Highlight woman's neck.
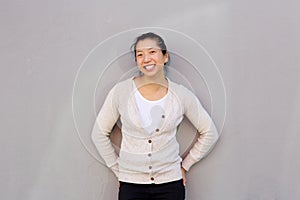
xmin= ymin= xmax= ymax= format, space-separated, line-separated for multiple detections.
xmin=135 ymin=73 xmax=168 ymax=90
xmin=134 ymin=74 xmax=168 ymax=101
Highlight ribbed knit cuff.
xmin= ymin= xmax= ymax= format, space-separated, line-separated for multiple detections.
xmin=110 ymin=163 xmax=119 ymax=178
xmin=181 ymin=153 xmax=198 ymax=171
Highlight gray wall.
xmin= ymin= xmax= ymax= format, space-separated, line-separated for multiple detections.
xmin=1 ymin=0 xmax=300 ymax=199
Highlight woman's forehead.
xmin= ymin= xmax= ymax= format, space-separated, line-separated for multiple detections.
xmin=136 ymin=47 xmax=161 ymax=52
xmin=136 ymin=39 xmax=160 ymax=50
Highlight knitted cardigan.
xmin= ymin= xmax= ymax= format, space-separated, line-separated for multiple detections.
xmin=91 ymin=77 xmax=219 ymax=184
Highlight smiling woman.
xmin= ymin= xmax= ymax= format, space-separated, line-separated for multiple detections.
xmin=91 ymin=32 xmax=219 ymax=200
xmin=133 ymin=32 xmax=170 ymax=75
xmin=135 ymin=43 xmax=167 ymax=76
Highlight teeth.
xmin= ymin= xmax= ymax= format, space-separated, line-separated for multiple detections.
xmin=144 ymin=65 xmax=155 ymax=70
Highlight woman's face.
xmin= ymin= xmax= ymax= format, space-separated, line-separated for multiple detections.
xmin=135 ymin=38 xmax=168 ymax=77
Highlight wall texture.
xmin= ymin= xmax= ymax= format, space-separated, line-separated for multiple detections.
xmin=1 ymin=0 xmax=300 ymax=199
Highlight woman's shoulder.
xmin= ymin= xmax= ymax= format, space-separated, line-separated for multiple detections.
xmin=108 ymin=77 xmax=133 ymax=96
xmin=168 ymin=78 xmax=194 ymax=97
xmin=114 ymin=77 xmax=133 ymax=88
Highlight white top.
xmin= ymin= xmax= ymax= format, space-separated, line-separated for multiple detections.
xmin=133 ymin=81 xmax=168 ymax=134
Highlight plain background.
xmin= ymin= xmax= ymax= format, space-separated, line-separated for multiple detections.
xmin=1 ymin=0 xmax=300 ymax=199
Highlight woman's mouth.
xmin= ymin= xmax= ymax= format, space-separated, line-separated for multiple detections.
xmin=144 ymin=65 xmax=155 ymax=71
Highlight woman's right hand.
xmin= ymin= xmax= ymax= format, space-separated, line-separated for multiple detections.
xmin=181 ymin=167 xmax=187 ymax=186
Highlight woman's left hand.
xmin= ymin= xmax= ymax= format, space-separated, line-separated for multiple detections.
xmin=181 ymin=167 xmax=187 ymax=186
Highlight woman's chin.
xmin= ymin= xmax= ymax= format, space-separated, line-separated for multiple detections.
xmin=141 ymin=68 xmax=165 ymax=78
xmin=142 ymin=72 xmax=161 ymax=78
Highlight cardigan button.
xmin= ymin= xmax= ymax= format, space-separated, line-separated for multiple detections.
xmin=155 ymin=128 xmax=159 ymax=132
xmin=149 ymin=166 xmax=152 ymax=169
xmin=150 ymin=177 xmax=154 ymax=181
xmin=161 ymin=115 xmax=165 ymax=118
xmin=148 ymin=153 xmax=152 ymax=157
xmin=148 ymin=140 xmax=152 ymax=143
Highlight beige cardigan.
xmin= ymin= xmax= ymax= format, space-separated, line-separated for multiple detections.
xmin=91 ymin=77 xmax=219 ymax=184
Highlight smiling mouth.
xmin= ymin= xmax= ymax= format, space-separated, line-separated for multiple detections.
xmin=144 ymin=65 xmax=155 ymax=71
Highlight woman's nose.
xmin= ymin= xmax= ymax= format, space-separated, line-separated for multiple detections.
xmin=143 ymin=53 xmax=151 ymax=62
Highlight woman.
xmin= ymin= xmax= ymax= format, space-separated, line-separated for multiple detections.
xmin=91 ymin=32 xmax=219 ymax=200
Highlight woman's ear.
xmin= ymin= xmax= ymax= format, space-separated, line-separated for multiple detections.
xmin=164 ymin=52 xmax=169 ymax=65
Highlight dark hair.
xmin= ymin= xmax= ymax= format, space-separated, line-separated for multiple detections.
xmin=131 ymin=32 xmax=170 ymax=66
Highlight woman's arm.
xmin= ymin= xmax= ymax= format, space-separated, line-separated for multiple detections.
xmin=91 ymin=86 xmax=120 ymax=177
xmin=181 ymin=87 xmax=219 ymax=172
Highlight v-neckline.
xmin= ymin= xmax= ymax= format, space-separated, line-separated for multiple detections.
xmin=130 ymin=76 xmax=172 ymax=137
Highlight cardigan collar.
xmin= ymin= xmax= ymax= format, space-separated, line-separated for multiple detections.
xmin=126 ymin=76 xmax=175 ymax=137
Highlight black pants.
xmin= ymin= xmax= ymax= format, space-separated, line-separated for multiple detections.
xmin=118 ymin=179 xmax=185 ymax=200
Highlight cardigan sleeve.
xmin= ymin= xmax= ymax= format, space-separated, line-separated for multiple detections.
xmin=91 ymin=85 xmax=120 ymax=177
xmin=181 ymin=86 xmax=219 ymax=171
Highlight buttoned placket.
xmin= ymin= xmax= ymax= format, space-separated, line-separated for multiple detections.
xmin=147 ymin=138 xmax=154 ymax=183
xmin=147 ymin=113 xmax=166 ymax=184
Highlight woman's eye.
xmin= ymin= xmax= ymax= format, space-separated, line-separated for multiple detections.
xmin=136 ymin=54 xmax=143 ymax=57
xmin=150 ymin=50 xmax=156 ymax=54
